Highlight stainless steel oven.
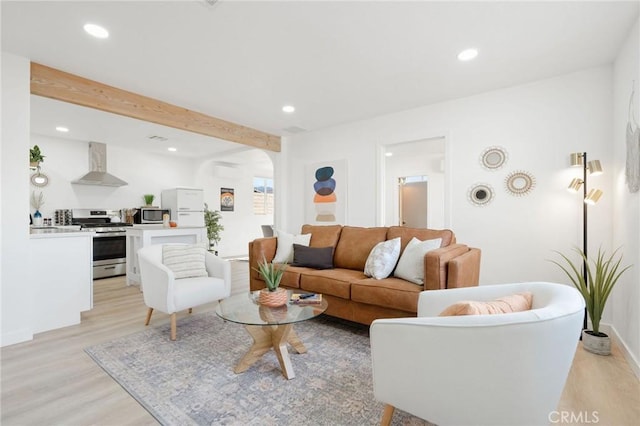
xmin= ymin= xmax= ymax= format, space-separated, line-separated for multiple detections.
xmin=72 ymin=209 xmax=132 ymax=279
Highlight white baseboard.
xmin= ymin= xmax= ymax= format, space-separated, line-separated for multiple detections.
xmin=599 ymin=322 xmax=640 ymax=380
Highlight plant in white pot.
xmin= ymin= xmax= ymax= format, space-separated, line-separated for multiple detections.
xmin=551 ymin=247 xmax=632 ymax=355
xmin=204 ymin=203 xmax=224 ymax=253
xmin=253 ymin=255 xmax=288 ymax=307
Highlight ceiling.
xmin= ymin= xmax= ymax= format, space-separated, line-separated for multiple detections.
xmin=2 ymin=1 xmax=638 ymax=158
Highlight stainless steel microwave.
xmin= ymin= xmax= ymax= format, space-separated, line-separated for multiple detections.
xmin=133 ymin=208 xmax=170 ymax=224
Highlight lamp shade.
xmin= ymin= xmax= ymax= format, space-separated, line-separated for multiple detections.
xmin=587 ymin=160 xmax=603 ymax=176
xmin=570 ymin=152 xmax=584 ymax=167
xmin=567 ymin=178 xmax=583 ymax=193
xmin=584 ymin=188 xmax=603 ymax=205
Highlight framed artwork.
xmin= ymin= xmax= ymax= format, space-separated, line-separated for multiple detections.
xmin=305 ymin=159 xmax=347 ymax=224
xmin=220 ymin=187 xmax=234 ymax=211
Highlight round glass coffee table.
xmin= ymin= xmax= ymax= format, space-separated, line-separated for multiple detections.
xmin=216 ymin=290 xmax=328 ymax=380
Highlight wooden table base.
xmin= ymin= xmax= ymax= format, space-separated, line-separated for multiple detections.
xmin=234 ymin=324 xmax=307 ymax=379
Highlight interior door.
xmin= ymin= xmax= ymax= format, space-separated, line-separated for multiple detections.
xmin=400 ymin=181 xmax=428 ymax=228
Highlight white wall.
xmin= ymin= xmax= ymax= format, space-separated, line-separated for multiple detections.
xmin=284 ymin=67 xmax=613 ymax=288
xmin=1 ymin=53 xmax=33 ymax=346
xmin=612 ymin=17 xmax=640 ymax=374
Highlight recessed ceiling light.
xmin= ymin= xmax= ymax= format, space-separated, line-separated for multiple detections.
xmin=282 ymin=105 xmax=295 ymax=113
xmin=457 ymin=48 xmax=478 ymax=61
xmin=84 ymin=23 xmax=109 ymax=39
xmin=55 ymin=126 xmax=69 ymax=132
xmin=168 ymin=147 xmax=177 ymax=152
xmin=385 ymin=152 xmax=393 ymax=157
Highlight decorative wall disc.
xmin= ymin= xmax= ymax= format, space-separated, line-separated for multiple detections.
xmin=505 ymin=170 xmax=535 ymax=196
xmin=468 ymin=183 xmax=495 ymax=206
xmin=30 ymin=172 xmax=49 ymax=188
xmin=480 ymin=146 xmax=508 ymax=170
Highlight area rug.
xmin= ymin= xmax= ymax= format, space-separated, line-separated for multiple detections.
xmin=85 ymin=314 xmax=431 ymax=426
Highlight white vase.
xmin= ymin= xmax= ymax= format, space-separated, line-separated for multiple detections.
xmin=582 ymin=330 xmax=611 ymax=356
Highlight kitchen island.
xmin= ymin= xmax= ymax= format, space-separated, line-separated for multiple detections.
xmin=125 ymin=225 xmax=207 ymax=286
xmin=29 ymin=227 xmax=94 ymax=333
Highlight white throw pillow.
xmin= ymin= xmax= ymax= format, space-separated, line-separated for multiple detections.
xmin=393 ymin=237 xmax=442 ymax=285
xmin=364 ymin=237 xmax=401 ymax=280
xmin=162 ymin=243 xmax=208 ymax=280
xmin=272 ymin=230 xmax=312 ymax=263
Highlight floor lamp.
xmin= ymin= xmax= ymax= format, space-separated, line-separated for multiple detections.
xmin=567 ymin=152 xmax=603 ymax=329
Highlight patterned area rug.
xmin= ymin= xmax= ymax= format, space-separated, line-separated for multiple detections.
xmin=85 ymin=314 xmax=430 ymax=426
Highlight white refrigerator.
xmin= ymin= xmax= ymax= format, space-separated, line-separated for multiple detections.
xmin=161 ymin=188 xmax=205 ymax=227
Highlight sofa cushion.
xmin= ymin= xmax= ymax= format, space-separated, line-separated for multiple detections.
xmin=272 ymin=230 xmax=312 ymax=263
xmin=299 ymin=268 xmax=366 ymax=299
xmin=291 ymin=244 xmax=334 ymax=269
xmin=351 ymin=276 xmax=422 ymax=313
xmin=387 ymin=226 xmax=454 ymax=251
xmin=301 ymin=224 xmax=343 ymax=248
xmin=394 ymin=237 xmax=442 ymax=284
xmin=439 ymin=292 xmax=533 ymax=316
xmin=364 ymin=237 xmax=401 ymax=279
xmin=334 ymin=226 xmax=388 ymax=270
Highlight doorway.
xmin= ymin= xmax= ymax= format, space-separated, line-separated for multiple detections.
xmin=380 ymin=136 xmax=449 ymax=229
xmin=399 ymin=176 xmax=429 ymax=228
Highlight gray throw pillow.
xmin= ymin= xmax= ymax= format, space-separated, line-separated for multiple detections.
xmin=291 ymin=244 xmax=334 ymax=269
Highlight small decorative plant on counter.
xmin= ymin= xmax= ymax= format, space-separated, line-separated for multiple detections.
xmin=143 ymin=194 xmax=155 ymax=207
xmin=550 ymin=247 xmax=632 ymax=355
xmin=204 ymin=203 xmax=224 ymax=252
xmin=253 ymin=255 xmax=288 ymax=307
xmin=30 ymin=145 xmax=45 ymax=167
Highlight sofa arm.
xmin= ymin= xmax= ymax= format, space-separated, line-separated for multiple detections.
xmin=447 ymin=247 xmax=481 ymax=288
xmin=423 ymin=244 xmax=470 ymax=290
xmin=248 ymin=237 xmax=277 ymax=291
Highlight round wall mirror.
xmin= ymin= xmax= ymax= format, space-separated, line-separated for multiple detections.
xmin=468 ymin=183 xmax=494 ymax=206
xmin=480 ymin=146 xmax=508 ymax=170
xmin=30 ymin=172 xmax=50 ymax=188
xmin=505 ymin=170 xmax=535 ymax=196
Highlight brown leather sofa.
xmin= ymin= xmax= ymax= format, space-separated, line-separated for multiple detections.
xmin=248 ymin=224 xmax=481 ymax=325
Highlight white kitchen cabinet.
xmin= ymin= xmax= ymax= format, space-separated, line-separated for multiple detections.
xmin=125 ymin=225 xmax=207 ymax=286
xmin=29 ymin=230 xmax=94 ymax=334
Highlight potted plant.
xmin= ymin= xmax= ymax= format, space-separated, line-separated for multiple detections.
xmin=30 ymin=145 xmax=45 ymax=168
xmin=253 ymin=255 xmax=288 ymax=307
xmin=143 ymin=194 xmax=155 ymax=206
xmin=204 ymin=203 xmax=224 ymax=252
xmin=551 ymin=247 xmax=632 ymax=355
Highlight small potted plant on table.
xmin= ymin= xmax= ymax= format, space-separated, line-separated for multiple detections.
xmin=254 ymin=255 xmax=288 ymax=307
xmin=551 ymin=247 xmax=632 ymax=355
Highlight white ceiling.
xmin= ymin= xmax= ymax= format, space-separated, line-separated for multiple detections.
xmin=2 ymin=1 xmax=638 ymax=157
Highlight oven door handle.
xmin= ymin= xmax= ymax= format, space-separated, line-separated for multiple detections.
xmin=92 ymin=232 xmax=126 ymax=238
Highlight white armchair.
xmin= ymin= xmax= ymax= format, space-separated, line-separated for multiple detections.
xmin=370 ymin=282 xmax=585 ymax=426
xmin=138 ymin=244 xmax=231 ymax=340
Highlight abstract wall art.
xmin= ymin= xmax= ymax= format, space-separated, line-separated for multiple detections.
xmin=305 ymin=159 xmax=347 ymax=224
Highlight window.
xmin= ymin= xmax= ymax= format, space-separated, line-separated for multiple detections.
xmin=253 ymin=177 xmax=274 ymax=215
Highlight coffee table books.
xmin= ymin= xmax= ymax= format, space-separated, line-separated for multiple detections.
xmin=290 ymin=293 xmax=323 ymax=304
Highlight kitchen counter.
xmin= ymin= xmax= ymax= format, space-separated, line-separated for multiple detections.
xmin=29 ymin=225 xmax=87 ymax=238
xmin=125 ymin=226 xmax=207 ymax=286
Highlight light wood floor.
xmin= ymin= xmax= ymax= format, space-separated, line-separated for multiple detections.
xmin=2 ymin=260 xmax=639 ymax=425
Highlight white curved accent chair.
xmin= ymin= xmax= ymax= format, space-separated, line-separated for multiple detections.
xmin=138 ymin=244 xmax=231 ymax=340
xmin=370 ymin=282 xmax=585 ymax=426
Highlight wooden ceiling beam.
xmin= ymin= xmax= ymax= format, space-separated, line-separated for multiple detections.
xmin=30 ymin=62 xmax=281 ymax=152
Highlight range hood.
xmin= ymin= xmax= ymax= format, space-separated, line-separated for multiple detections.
xmin=72 ymin=142 xmax=128 ymax=187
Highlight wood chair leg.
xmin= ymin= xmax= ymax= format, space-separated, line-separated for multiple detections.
xmin=144 ymin=308 xmax=153 ymax=326
xmin=170 ymin=313 xmax=177 ymax=341
xmin=188 ymin=308 xmax=193 ymax=314
xmin=381 ymin=404 xmax=395 ymax=426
